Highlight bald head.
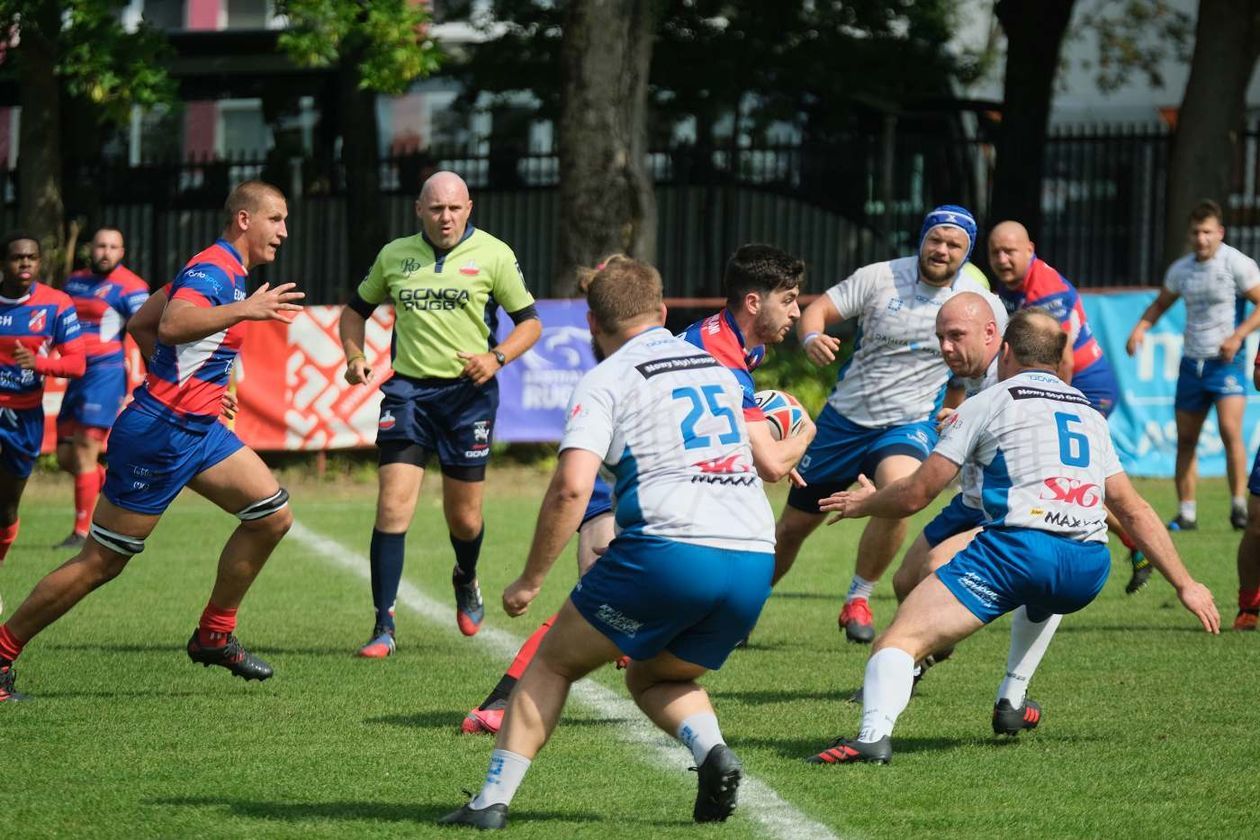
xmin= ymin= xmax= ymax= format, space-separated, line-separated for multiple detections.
xmin=937 ymin=291 xmax=1002 ymax=378
xmin=1001 ymin=307 xmax=1066 ymax=377
xmin=987 ymin=220 xmax=1035 ymax=290
xmin=417 ymin=170 xmax=473 ymax=249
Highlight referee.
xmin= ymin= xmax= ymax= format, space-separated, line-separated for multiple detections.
xmin=339 ymin=170 xmax=541 ymax=657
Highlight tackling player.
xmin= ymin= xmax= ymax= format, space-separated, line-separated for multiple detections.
xmin=54 ymin=227 xmax=150 ymax=549
xmin=806 ymin=309 xmax=1219 ymax=765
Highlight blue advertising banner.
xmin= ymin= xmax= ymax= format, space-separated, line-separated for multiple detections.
xmin=494 ymin=299 xmax=596 ymax=442
xmin=1082 ymin=291 xmax=1260 ymax=477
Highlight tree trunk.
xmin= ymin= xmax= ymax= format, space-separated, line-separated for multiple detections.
xmin=1162 ymin=0 xmax=1260 ymax=272
xmin=991 ymin=0 xmax=1077 ymax=242
xmin=15 ymin=0 xmax=65 ymax=281
xmin=556 ymin=0 xmax=658 ymax=295
xmin=339 ymin=53 xmax=386 ymax=295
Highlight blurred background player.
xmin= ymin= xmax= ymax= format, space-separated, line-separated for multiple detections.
xmin=339 ymin=171 xmax=541 ymax=657
xmin=1234 ymin=348 xmax=1260 ymax=630
xmin=0 ymin=182 xmax=300 ymax=702
xmin=776 ymin=205 xmax=989 ymax=643
xmin=459 ymin=246 xmax=815 ymax=734
xmin=440 ymin=257 xmax=774 ymax=830
xmin=54 ymin=227 xmax=150 ymax=549
xmin=1126 ymin=200 xmax=1260 ymax=532
xmin=0 ymin=232 xmax=85 ymax=618
xmin=987 ymin=221 xmax=1150 ymax=594
xmin=807 ymin=309 xmax=1219 ymax=766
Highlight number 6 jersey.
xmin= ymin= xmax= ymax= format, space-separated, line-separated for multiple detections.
xmin=934 ymin=369 xmax=1124 ymax=543
xmin=561 ymin=327 xmax=775 ymax=553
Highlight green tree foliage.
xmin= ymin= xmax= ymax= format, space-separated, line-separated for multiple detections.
xmin=1076 ymin=0 xmax=1194 ymax=92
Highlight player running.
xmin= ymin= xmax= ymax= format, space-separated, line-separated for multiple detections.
xmin=806 ymin=309 xmax=1219 ymax=766
xmin=54 ymin=227 xmax=150 ymax=549
xmin=439 ymin=257 xmax=775 ymax=829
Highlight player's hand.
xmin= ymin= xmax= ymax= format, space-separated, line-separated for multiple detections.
xmin=241 ymin=282 xmax=304 ymax=323
xmin=502 ymin=576 xmax=541 ymax=617
xmin=1220 ymin=334 xmax=1243 ymax=363
xmin=457 ymin=350 xmax=502 ymax=386
xmin=1125 ymin=327 xmax=1145 ymax=357
xmin=1176 ymin=581 xmax=1221 ymax=634
xmin=935 ymin=407 xmax=957 ymax=431
xmin=820 ymin=473 xmax=877 ymax=524
xmin=220 ymin=390 xmax=238 ymax=420
xmin=797 ymin=413 xmax=817 ymax=444
xmin=803 ymin=333 xmax=841 ymax=366
xmin=344 ymin=356 xmax=373 ymax=385
xmin=788 ymin=468 xmax=807 ymax=488
xmin=12 ymin=342 xmax=36 ymax=370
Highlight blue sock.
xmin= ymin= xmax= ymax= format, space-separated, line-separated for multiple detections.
xmin=370 ymin=529 xmax=406 ymax=630
xmin=451 ymin=528 xmax=485 ymax=585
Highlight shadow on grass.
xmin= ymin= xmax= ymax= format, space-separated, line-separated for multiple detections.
xmin=366 ymin=711 xmax=629 ymax=730
xmin=46 ymin=642 xmax=354 ymax=657
xmin=714 ymin=688 xmax=840 ymax=705
xmin=738 ymin=731 xmax=1093 ymax=760
xmin=148 ymin=796 xmax=598 ymax=826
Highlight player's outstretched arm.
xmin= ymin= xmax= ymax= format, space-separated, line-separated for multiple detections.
xmin=503 ymin=448 xmax=601 ymax=617
xmin=821 ymin=454 xmax=958 ymax=522
xmin=747 ymin=416 xmax=815 ymax=483
xmin=1105 ymin=472 xmax=1220 ymax=634
xmin=159 ymin=283 xmax=304 ymax=345
xmin=1125 ymin=289 xmax=1177 ymax=356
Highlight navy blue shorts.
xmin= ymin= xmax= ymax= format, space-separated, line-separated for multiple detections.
xmin=377 ymin=375 xmax=498 ymax=472
xmin=1248 ymin=445 xmax=1260 ymax=497
xmin=936 ymin=527 xmax=1110 ymax=624
xmin=0 ymin=405 xmax=45 ymax=479
xmin=58 ymin=363 xmax=127 ymax=432
xmin=582 ymin=475 xmax=614 ymax=527
xmin=788 ymin=404 xmax=938 ymax=512
xmin=1072 ymin=359 xmax=1120 ymax=418
xmin=922 ymin=493 xmax=986 ymax=548
xmin=1175 ymin=356 xmax=1247 ymax=414
xmin=569 ymin=533 xmax=773 ymax=669
xmin=103 ymin=405 xmax=244 ymax=515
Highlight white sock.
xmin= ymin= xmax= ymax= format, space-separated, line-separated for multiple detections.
xmin=471 ymin=749 xmax=531 ymax=809
xmin=1179 ymin=501 xmax=1197 ymax=521
xmin=996 ymin=608 xmax=1063 ymax=707
xmin=677 ymin=712 xmax=725 ymax=765
xmin=857 ymin=647 xmax=915 ymax=742
xmin=846 ymin=574 xmax=875 ymax=603
xmin=1232 ymin=496 xmax=1247 ymax=513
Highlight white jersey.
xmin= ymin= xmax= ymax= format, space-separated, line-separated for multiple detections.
xmin=1163 ymin=242 xmax=1260 ymax=359
xmin=934 ymin=370 xmax=1124 ymax=542
xmin=561 ymin=327 xmax=775 ymax=553
xmin=953 ymin=353 xmax=1001 ymax=509
xmin=825 ymin=256 xmax=990 ymax=427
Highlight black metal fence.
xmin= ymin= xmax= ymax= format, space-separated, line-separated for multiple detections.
xmin=10 ymin=122 xmax=1260 ymax=301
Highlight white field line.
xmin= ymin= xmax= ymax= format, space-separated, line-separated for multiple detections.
xmin=289 ymin=520 xmax=839 ymax=840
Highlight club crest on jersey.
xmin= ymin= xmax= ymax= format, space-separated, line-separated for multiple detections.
xmin=95 ymin=286 xmax=111 ymax=299
xmin=459 ymin=260 xmax=480 ymax=277
xmin=378 ymin=410 xmax=397 ymax=431
xmin=27 ymin=309 xmax=46 ymax=333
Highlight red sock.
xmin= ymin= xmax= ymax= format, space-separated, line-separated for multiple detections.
xmin=197 ymin=603 xmax=238 ymax=647
xmin=1239 ymin=588 xmax=1260 ymax=612
xmin=505 ymin=614 xmax=556 ymax=680
xmin=96 ymin=464 xmax=106 ymax=493
xmin=73 ymin=472 xmax=100 ymax=537
xmin=0 ymin=520 xmax=19 ymax=563
xmin=1116 ymin=529 xmax=1137 ymax=551
xmin=0 ymin=623 xmax=26 ymax=664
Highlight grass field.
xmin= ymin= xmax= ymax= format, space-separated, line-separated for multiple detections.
xmin=3 ymin=468 xmax=1256 ymax=839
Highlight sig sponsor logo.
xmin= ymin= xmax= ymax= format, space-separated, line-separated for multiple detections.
xmin=398 ymin=287 xmax=469 ymax=311
xmin=1040 ymin=477 xmax=1101 ymax=507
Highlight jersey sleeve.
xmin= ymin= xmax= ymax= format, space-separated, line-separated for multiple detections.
xmin=1098 ymin=426 xmax=1124 ymax=478
xmin=491 ymin=246 xmax=536 ymax=314
xmin=933 ymin=390 xmax=993 ymax=467
xmin=560 ymin=375 xmax=615 ymax=460
xmin=53 ymin=300 xmax=83 ymax=348
xmin=825 ymin=264 xmax=880 ymax=320
xmin=1162 ymin=260 xmax=1183 ymax=295
xmin=120 ymin=280 xmax=151 ymax=319
xmin=1232 ymin=250 xmax=1260 ymax=296
xmin=730 ymin=367 xmax=764 ymax=422
xmin=171 ymin=264 xmax=232 ymax=307
xmin=355 ymin=251 xmax=390 ymax=306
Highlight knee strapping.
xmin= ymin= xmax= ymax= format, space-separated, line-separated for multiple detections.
xmin=237 ymin=488 xmax=290 ymax=521
xmin=90 ymin=523 xmax=146 ymax=556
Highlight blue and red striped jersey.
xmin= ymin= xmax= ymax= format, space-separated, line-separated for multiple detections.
xmin=997 ymin=257 xmax=1105 ymax=375
xmin=678 ymin=308 xmax=767 ymax=422
xmin=62 ymin=265 xmax=149 ymax=367
xmin=0 ymin=282 xmax=84 ymax=409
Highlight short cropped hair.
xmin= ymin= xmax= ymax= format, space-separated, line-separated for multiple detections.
xmin=723 ymin=244 xmax=804 ymax=307
xmin=2 ymin=231 xmax=40 ymax=257
xmin=1003 ymin=307 xmax=1066 ymax=368
xmin=578 ymin=255 xmax=663 ymax=332
xmin=1189 ymin=199 xmax=1223 ymax=226
xmin=224 ymin=180 xmax=285 ymax=227
xmin=92 ymin=226 xmax=125 ymax=244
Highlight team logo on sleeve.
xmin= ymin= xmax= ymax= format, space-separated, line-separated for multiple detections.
xmin=28 ymin=309 xmax=46 ymax=333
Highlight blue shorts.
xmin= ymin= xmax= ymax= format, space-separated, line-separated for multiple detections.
xmin=57 ymin=362 xmax=127 ymax=432
xmin=1175 ymin=356 xmax=1247 ymax=414
xmin=377 ymin=375 xmax=498 ymax=471
xmin=0 ymin=406 xmax=46 ymax=479
xmin=936 ymin=527 xmax=1111 ymax=624
xmin=922 ymin=493 xmax=986 ymax=548
xmin=569 ymin=533 xmax=773 ymax=669
xmin=1072 ymin=359 xmax=1119 ymax=418
xmin=787 ymin=404 xmax=938 ymax=512
xmin=582 ymin=475 xmax=614 ymax=527
xmin=103 ymin=405 xmax=244 ymax=515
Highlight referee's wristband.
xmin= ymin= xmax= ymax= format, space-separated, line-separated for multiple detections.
xmin=802 ymin=331 xmax=821 ymax=346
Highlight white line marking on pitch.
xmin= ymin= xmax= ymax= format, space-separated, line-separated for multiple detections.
xmin=290 ymin=520 xmax=839 ymax=840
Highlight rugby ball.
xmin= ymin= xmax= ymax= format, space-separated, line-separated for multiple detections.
xmin=754 ymin=390 xmax=807 ymax=441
